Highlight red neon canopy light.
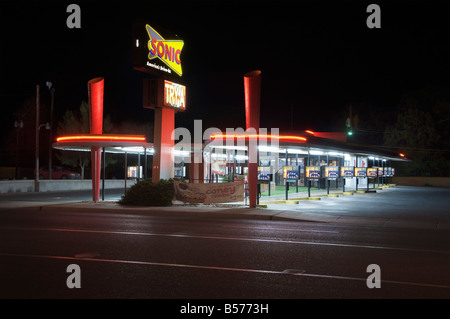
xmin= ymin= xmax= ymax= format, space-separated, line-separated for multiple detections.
xmin=210 ymin=134 xmax=307 ymax=143
xmin=56 ymin=134 xmax=147 ymax=143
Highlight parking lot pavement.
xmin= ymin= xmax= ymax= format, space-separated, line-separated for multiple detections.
xmin=260 ymin=185 xmax=450 ymax=229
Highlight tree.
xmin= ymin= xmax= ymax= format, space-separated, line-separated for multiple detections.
xmin=384 ymin=87 xmax=449 ymax=176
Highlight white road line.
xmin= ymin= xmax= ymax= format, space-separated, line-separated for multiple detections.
xmin=2 ymin=226 xmax=449 ymax=255
xmin=1 ymin=252 xmax=449 ymax=290
xmin=220 ymin=225 xmax=339 ymax=233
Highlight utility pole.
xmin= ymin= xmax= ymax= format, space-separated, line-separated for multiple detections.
xmin=35 ymin=85 xmax=40 ymax=192
xmin=47 ymin=82 xmax=55 ymax=180
xmin=14 ymin=119 xmax=23 ymax=179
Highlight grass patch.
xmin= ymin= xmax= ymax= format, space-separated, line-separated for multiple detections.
xmin=260 ymin=185 xmax=319 ymax=196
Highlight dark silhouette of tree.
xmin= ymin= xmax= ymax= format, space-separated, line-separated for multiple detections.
xmin=384 ymin=86 xmax=450 ymax=176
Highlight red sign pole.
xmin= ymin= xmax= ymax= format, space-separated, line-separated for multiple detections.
xmin=244 ymin=70 xmax=261 ymax=208
xmin=88 ymin=77 xmax=104 ymax=202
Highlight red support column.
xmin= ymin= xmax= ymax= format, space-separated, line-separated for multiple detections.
xmin=152 ymin=106 xmax=175 ymax=183
xmin=244 ymin=70 xmax=261 ymax=208
xmin=88 ymin=77 xmax=104 ymax=202
xmin=189 ymin=153 xmax=204 ymax=183
xmin=91 ymin=146 xmax=101 ymax=201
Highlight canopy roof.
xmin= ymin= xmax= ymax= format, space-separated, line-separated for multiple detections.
xmin=53 ymin=134 xmax=153 ymax=154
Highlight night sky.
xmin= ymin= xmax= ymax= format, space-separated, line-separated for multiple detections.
xmin=1 ymin=0 xmax=449 ymax=149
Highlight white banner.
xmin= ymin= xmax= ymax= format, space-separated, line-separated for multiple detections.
xmin=174 ymin=180 xmax=244 ymax=204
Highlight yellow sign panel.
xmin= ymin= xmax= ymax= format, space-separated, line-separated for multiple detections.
xmin=355 ymin=167 xmax=367 ymax=177
xmin=324 ymin=166 xmax=339 ymax=178
xmin=367 ymin=168 xmax=378 ymax=177
xmin=146 ymin=24 xmax=184 ymax=76
xmin=341 ymin=166 xmax=354 ymax=177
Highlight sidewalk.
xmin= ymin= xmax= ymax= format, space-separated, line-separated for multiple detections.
xmin=2 ymin=185 xmax=449 ymax=230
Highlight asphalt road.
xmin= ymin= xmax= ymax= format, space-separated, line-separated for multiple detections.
xmin=0 ymin=206 xmax=449 ymax=301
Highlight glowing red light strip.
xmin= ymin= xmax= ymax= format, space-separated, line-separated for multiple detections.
xmin=305 ymin=130 xmax=315 ymax=135
xmin=210 ymin=134 xmax=307 ymax=142
xmin=56 ymin=135 xmax=146 ymax=143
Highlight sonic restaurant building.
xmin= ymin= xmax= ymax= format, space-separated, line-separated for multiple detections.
xmin=54 ymin=128 xmax=406 ymax=196
xmin=175 ymin=130 xmax=406 ymax=192
xmin=129 ymin=23 xmax=405 ymax=201
xmin=55 ymin=23 xmax=407 ymax=202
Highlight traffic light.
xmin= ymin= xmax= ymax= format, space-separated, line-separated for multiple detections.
xmin=346 ymin=117 xmax=353 ymax=135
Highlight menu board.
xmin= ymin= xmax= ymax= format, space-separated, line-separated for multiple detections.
xmin=258 ymin=166 xmax=271 ymax=181
xmin=283 ymin=166 xmax=299 ymax=180
xmin=127 ymin=166 xmax=142 ymax=178
xmin=355 ymin=167 xmax=367 ymax=177
xmin=340 ymin=166 xmax=354 ymax=177
xmin=391 ymin=168 xmax=395 ymax=176
xmin=383 ymin=167 xmax=393 ymax=176
xmin=306 ymin=166 xmax=321 ymax=179
xmin=377 ymin=167 xmax=383 ymax=176
xmin=323 ymin=166 xmax=339 ymax=179
xmin=367 ymin=168 xmax=378 ymax=177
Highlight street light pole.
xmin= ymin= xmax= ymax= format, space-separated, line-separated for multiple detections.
xmin=47 ymin=82 xmax=55 ymax=180
xmin=14 ymin=119 xmax=23 ymax=179
xmin=35 ymin=85 xmax=40 ymax=192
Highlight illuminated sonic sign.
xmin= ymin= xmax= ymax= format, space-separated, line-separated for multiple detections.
xmin=146 ymin=24 xmax=184 ymax=76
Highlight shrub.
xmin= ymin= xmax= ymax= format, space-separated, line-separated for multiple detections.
xmin=118 ymin=179 xmax=174 ymax=206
